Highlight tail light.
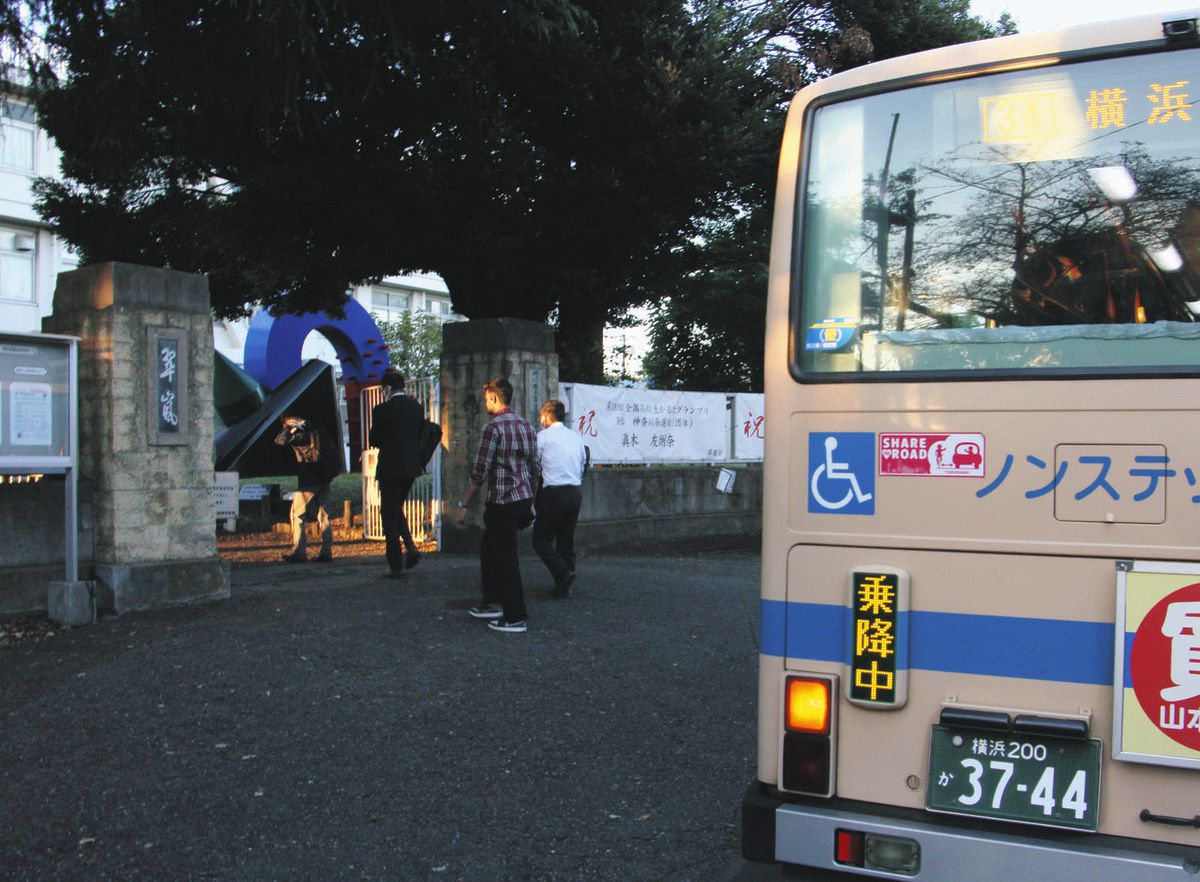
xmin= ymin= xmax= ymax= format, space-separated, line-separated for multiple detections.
xmin=786 ymin=676 xmax=830 ymax=733
xmin=836 ymin=828 xmax=921 ymax=874
xmin=835 ymin=829 xmax=864 ymax=866
xmin=780 ymin=674 xmax=837 ymax=796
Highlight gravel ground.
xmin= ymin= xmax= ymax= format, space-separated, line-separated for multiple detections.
xmin=0 ymin=547 xmax=768 ymax=881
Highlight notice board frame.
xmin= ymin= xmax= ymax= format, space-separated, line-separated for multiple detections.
xmin=1113 ymin=559 xmax=1200 ymax=770
xmin=0 ymin=331 xmax=81 ymax=581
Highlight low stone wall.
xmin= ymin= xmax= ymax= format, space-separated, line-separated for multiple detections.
xmin=441 ymin=463 xmax=761 ymax=555
xmin=574 ymin=464 xmax=761 ymax=552
xmin=2 ymin=463 xmax=761 ymax=617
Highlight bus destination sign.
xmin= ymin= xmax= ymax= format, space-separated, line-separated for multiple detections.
xmin=979 ymin=77 xmax=1194 ymax=161
xmin=848 ymin=568 xmax=909 ymax=708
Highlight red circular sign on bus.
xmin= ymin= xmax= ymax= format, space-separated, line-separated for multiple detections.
xmin=1129 ymin=581 xmax=1200 ymax=752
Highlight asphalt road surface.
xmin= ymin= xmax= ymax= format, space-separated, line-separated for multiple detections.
xmin=0 ymin=548 xmax=855 ymax=880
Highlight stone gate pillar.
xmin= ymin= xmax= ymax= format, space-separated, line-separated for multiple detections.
xmin=439 ymin=318 xmax=558 ymax=553
xmin=42 ymin=263 xmax=229 ymax=612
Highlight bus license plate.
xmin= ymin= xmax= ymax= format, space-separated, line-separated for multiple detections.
xmin=926 ymin=725 xmax=1101 ymax=831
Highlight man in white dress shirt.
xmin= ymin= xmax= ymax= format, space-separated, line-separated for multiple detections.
xmin=532 ymin=399 xmax=587 ymax=597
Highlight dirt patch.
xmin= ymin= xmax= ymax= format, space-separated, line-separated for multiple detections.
xmin=0 ymin=618 xmax=61 ymax=648
xmin=216 ymin=529 xmax=390 ymax=564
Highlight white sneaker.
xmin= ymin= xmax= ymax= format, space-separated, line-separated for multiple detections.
xmin=487 ymin=619 xmax=527 ymax=633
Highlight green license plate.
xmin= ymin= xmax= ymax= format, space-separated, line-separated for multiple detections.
xmin=926 ymin=725 xmax=1101 ymax=831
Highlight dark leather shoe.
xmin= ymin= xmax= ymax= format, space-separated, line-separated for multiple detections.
xmin=280 ymin=553 xmax=307 ymax=563
xmin=405 ymin=551 xmax=421 ymax=570
xmin=314 ymin=554 xmax=333 ymax=563
xmin=551 ymin=571 xmax=575 ymax=598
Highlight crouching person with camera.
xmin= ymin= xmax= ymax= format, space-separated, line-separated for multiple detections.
xmin=274 ymin=414 xmax=341 ymax=563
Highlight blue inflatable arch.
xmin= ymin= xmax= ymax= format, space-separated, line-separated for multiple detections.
xmin=242 ymin=299 xmax=391 ymax=391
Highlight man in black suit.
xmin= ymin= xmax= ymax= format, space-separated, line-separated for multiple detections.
xmin=370 ymin=371 xmax=426 ymax=578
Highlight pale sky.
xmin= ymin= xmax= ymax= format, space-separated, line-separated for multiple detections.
xmin=970 ymin=0 xmax=1194 ymax=34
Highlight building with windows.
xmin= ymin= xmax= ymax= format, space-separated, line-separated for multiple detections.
xmin=0 ymin=98 xmax=81 ymax=332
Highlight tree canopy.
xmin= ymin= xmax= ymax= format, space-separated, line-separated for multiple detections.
xmin=643 ymin=0 xmax=1015 ymax=391
xmin=375 ymin=310 xmax=443 ymax=380
xmin=16 ymin=0 xmax=775 ymax=383
xmin=2 ymin=0 xmax=1016 ymax=387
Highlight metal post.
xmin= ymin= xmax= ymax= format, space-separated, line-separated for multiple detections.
xmin=64 ymin=338 xmax=79 ymax=583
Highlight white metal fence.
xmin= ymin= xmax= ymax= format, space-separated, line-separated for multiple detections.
xmin=360 ymin=378 xmax=442 ymax=548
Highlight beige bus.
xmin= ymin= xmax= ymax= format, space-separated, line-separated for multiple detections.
xmin=742 ymin=10 xmax=1200 ymax=879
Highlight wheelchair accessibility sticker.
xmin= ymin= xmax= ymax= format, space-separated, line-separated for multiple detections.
xmin=808 ymin=432 xmax=876 ymax=515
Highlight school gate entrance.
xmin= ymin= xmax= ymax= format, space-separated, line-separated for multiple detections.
xmin=359 ymin=378 xmax=442 ymax=550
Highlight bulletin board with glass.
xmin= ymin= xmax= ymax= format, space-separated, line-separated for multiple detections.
xmin=0 ymin=331 xmax=76 ymax=471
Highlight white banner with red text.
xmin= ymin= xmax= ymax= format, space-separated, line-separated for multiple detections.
xmin=732 ymin=392 xmax=765 ymax=461
xmin=563 ymin=384 xmax=733 ymax=464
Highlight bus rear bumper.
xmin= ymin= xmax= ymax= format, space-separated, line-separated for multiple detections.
xmin=743 ymin=784 xmax=1200 ymax=880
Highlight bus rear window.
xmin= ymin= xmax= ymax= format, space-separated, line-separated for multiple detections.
xmin=797 ymin=48 xmax=1200 ymax=375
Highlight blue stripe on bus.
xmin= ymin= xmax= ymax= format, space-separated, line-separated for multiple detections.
xmin=760 ymin=599 xmax=845 ymax=662
xmin=761 ymin=600 xmax=1114 ymax=685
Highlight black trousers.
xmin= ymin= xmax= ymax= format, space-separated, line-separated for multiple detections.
xmin=378 ymin=476 xmax=418 ymax=572
xmin=532 ymin=484 xmax=582 ymax=582
xmin=481 ymin=498 xmax=534 ymax=622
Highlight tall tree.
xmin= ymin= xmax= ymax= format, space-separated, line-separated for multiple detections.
xmin=822 ymin=0 xmax=1014 ymax=72
xmin=644 ymin=0 xmax=1014 ymax=390
xmin=18 ymin=0 xmax=773 ymax=383
xmin=644 ymin=209 xmax=770 ymax=392
xmin=375 ymin=311 xmax=444 ymax=380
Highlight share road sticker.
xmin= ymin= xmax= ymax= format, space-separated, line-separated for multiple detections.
xmin=879 ymin=433 xmax=985 ymax=478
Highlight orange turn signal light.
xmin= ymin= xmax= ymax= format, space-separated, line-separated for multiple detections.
xmin=786 ymin=677 xmax=831 ymax=734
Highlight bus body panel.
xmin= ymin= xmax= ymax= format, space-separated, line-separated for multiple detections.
xmin=751 ymin=7 xmax=1200 ymax=875
xmin=786 ymin=404 xmax=1200 ymax=553
xmin=772 ymin=802 xmax=1196 ymax=881
xmin=776 ymin=545 xmax=1199 ymax=844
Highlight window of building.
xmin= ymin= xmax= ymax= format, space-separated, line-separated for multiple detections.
xmin=428 ymin=297 xmax=456 ymax=317
xmin=0 ymin=230 xmax=35 ymax=303
xmin=0 ymin=118 xmax=35 ymax=173
xmin=371 ymin=288 xmax=412 ymax=323
xmin=59 ymin=241 xmax=81 ymax=274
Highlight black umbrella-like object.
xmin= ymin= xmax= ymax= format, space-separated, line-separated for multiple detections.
xmin=214 ymin=359 xmax=345 ymax=477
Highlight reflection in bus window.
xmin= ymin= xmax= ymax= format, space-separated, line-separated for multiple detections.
xmin=798 ymin=50 xmax=1200 ymax=374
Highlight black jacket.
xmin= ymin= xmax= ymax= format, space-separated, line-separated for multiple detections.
xmin=274 ymin=423 xmax=333 ymax=488
xmin=370 ymin=394 xmax=425 ymax=481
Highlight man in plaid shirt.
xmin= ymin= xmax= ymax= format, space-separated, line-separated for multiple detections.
xmin=454 ymin=376 xmax=540 ymax=633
